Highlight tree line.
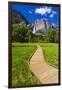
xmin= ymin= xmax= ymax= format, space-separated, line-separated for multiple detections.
xmin=12 ymin=24 xmax=59 ymax=43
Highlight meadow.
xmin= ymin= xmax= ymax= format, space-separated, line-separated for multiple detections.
xmin=12 ymin=43 xmax=59 ymax=87
xmin=40 ymin=43 xmax=59 ymax=68
xmin=12 ymin=43 xmax=40 ymax=87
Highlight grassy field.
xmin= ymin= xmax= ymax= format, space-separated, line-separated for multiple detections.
xmin=12 ymin=43 xmax=59 ymax=87
xmin=40 ymin=43 xmax=59 ymax=68
xmin=12 ymin=43 xmax=40 ymax=87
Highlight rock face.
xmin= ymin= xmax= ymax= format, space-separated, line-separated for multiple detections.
xmin=30 ymin=19 xmax=52 ymax=36
xmin=12 ymin=9 xmax=29 ymax=26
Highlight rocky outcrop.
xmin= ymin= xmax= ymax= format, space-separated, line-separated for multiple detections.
xmin=28 ymin=19 xmax=52 ymax=36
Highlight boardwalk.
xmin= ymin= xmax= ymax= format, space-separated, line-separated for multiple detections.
xmin=29 ymin=46 xmax=58 ymax=84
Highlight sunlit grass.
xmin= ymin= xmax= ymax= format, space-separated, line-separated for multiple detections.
xmin=12 ymin=44 xmax=40 ymax=87
xmin=41 ymin=44 xmax=59 ymax=68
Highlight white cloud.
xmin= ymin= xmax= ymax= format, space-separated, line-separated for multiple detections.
xmin=28 ymin=9 xmax=33 ymax=14
xmin=50 ymin=14 xmax=54 ymax=18
xmin=29 ymin=11 xmax=32 ymax=14
xmin=52 ymin=11 xmax=56 ymax=14
xmin=35 ymin=7 xmax=52 ymax=15
xmin=50 ymin=10 xmax=56 ymax=18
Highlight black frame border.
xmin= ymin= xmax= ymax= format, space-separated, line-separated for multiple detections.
xmin=8 ymin=1 xmax=61 ymax=88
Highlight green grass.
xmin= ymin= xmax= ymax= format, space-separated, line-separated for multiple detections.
xmin=12 ymin=42 xmax=38 ymax=47
xmin=12 ymin=44 xmax=40 ymax=87
xmin=12 ymin=43 xmax=59 ymax=87
xmin=40 ymin=43 xmax=59 ymax=68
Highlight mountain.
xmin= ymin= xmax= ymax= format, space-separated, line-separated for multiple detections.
xmin=12 ymin=9 xmax=29 ymax=26
xmin=28 ymin=19 xmax=58 ymax=36
xmin=28 ymin=19 xmax=52 ymax=36
xmin=12 ymin=10 xmax=58 ymax=36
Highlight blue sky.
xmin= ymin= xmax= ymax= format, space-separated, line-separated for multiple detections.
xmin=12 ymin=4 xmax=59 ymax=26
